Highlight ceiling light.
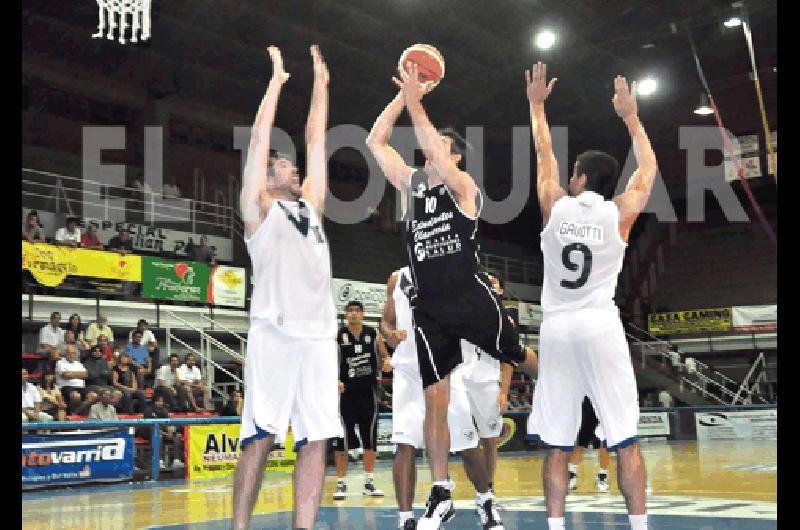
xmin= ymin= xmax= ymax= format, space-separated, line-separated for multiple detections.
xmin=694 ymin=94 xmax=714 ymax=115
xmin=724 ymin=17 xmax=742 ymax=28
xmin=535 ymin=30 xmax=557 ymax=50
xmin=637 ymin=78 xmax=657 ymax=97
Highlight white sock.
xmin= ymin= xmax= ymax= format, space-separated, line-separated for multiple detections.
xmin=433 ymin=480 xmax=451 ymax=491
xmin=568 ymin=463 xmax=578 ymax=474
xmin=398 ymin=511 xmax=414 ymax=527
xmin=629 ymin=514 xmax=648 ymax=530
xmin=337 ymin=478 xmax=346 ymax=485
xmin=365 ymin=473 xmax=374 ymax=483
xmin=476 ymin=489 xmax=494 ymax=504
xmin=598 ymin=468 xmax=608 ymax=477
xmin=547 ymin=516 xmax=566 ymax=530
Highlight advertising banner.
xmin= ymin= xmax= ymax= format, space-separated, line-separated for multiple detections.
xmin=22 ymin=242 xmax=142 ymax=287
xmin=208 ymin=266 xmax=247 ymax=308
xmin=638 ymin=412 xmax=671 ymax=437
xmin=648 ymin=307 xmax=732 ymax=335
xmin=186 ymin=424 xmax=296 ymax=479
xmin=695 ymin=409 xmax=777 ymax=441
xmin=331 ymin=278 xmax=387 ymax=318
xmin=732 ymin=305 xmax=777 ymax=333
xmin=22 ymin=428 xmax=134 ymax=488
xmin=142 ymin=257 xmax=210 ymax=302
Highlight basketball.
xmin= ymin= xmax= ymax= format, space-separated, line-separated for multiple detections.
xmin=399 ymin=44 xmax=445 ymax=86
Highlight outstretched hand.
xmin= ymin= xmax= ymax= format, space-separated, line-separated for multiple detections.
xmin=612 ymin=75 xmax=638 ymax=119
xmin=268 ymin=46 xmax=290 ymax=85
xmin=392 ymin=62 xmax=435 ymax=104
xmin=525 ymin=62 xmax=557 ymax=105
xmin=310 ymin=44 xmax=329 ymax=85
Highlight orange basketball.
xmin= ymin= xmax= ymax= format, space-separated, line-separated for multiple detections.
xmin=399 ymin=44 xmax=445 ymax=86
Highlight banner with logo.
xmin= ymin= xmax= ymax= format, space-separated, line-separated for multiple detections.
xmin=332 ymin=278 xmax=387 ymax=318
xmin=22 ymin=242 xmax=142 ymax=287
xmin=208 ymin=266 xmax=247 ymax=308
xmin=648 ymin=307 xmax=732 ymax=335
xmin=499 ymin=413 xmax=542 ymax=452
xmin=22 ymin=428 xmax=134 ymax=488
xmin=638 ymin=412 xmax=671 ymax=437
xmin=142 ymin=257 xmax=210 ymax=302
xmin=186 ymin=424 xmax=296 ymax=479
xmin=695 ymin=409 xmax=777 ymax=441
xmin=22 ymin=210 xmax=233 ymax=261
xmin=732 ymin=305 xmax=777 ymax=333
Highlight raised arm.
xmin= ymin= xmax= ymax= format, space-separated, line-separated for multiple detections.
xmin=380 ymin=272 xmax=407 ymax=348
xmin=394 ymin=63 xmax=478 ymax=212
xmin=366 ymin=92 xmax=413 ymax=194
xmin=611 ymin=76 xmax=658 ymax=242
xmin=525 ymin=62 xmax=564 ymax=226
xmin=241 ymin=46 xmax=291 ymax=239
xmin=301 ymin=45 xmax=329 ymax=215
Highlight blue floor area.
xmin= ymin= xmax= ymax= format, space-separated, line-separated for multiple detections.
xmin=151 ymin=507 xmax=777 ymax=529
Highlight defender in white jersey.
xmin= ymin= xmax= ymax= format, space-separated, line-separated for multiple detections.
xmin=232 ymin=46 xmax=342 ymax=530
xmin=382 ymin=267 xmax=504 ymax=530
xmin=525 ymin=63 xmax=658 ymax=530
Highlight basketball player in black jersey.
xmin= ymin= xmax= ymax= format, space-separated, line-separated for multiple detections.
xmin=367 ymin=61 xmax=537 ymax=528
xmin=332 ymin=301 xmax=389 ymax=499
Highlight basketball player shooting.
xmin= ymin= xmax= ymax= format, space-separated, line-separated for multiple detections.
xmin=231 ymin=45 xmax=342 ymax=530
xmin=524 ymin=62 xmax=657 ymax=530
xmin=367 ymin=57 xmax=537 ymax=528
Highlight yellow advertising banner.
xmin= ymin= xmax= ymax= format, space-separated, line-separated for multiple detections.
xmin=186 ymin=424 xmax=296 ymax=480
xmin=648 ymin=307 xmax=733 ymax=335
xmin=22 ymin=242 xmax=142 ymax=287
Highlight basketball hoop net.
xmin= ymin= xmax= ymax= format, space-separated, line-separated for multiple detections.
xmin=92 ymin=0 xmax=152 ymax=45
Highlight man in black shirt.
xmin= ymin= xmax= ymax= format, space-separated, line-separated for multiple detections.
xmin=332 ymin=301 xmax=389 ymax=500
xmin=84 ymin=345 xmax=130 ymax=412
xmin=107 ymin=228 xmax=134 ymax=254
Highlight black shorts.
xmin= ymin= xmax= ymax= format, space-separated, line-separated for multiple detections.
xmin=576 ymin=397 xmax=602 ymax=449
xmin=413 ymin=272 xmax=525 ymax=388
xmin=332 ymin=388 xmax=379 ymax=451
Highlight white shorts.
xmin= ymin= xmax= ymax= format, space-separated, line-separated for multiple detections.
xmin=463 ymin=379 xmax=503 ymax=439
xmin=527 ymin=308 xmax=640 ymax=450
xmin=391 ymin=365 xmax=479 ymax=452
xmin=240 ymin=318 xmax=343 ymax=447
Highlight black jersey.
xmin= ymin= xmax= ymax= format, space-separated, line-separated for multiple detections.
xmin=337 ymin=325 xmax=379 ymax=392
xmin=403 ymin=169 xmax=482 ymax=301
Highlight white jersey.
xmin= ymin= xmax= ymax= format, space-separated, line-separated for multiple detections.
xmin=460 ymin=340 xmax=500 ymax=384
xmin=246 ymin=199 xmax=336 ymax=339
xmin=540 ymin=191 xmax=627 ymax=314
xmin=391 ymin=266 xmax=418 ymax=372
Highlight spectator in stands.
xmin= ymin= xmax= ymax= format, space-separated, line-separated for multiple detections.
xmin=508 ymin=391 xmax=527 ymax=411
xmin=22 ymin=368 xmax=53 ymax=422
xmin=85 ymin=345 xmax=125 ymax=409
xmin=658 ymin=389 xmax=673 ymax=408
xmin=89 ymin=389 xmax=118 ymax=421
xmin=669 ymin=345 xmax=682 ymax=376
xmin=377 ymin=385 xmax=392 ymax=413
xmin=63 ymin=330 xmax=91 ymax=362
xmin=125 ymin=330 xmax=153 ymax=388
xmin=56 ymin=345 xmax=96 ymax=415
xmin=154 ymin=354 xmax=192 ymax=412
xmin=112 ymin=352 xmax=146 ymax=413
xmin=684 ymin=356 xmax=697 ymax=376
xmin=39 ymin=373 xmax=67 ymax=421
xmin=85 ymin=314 xmax=115 ymax=347
xmin=178 ymin=353 xmax=208 ymax=411
xmin=97 ymin=334 xmax=115 ymax=365
xmin=189 ymin=235 xmax=214 ymax=264
xmin=128 ymin=319 xmax=159 ymax=355
xmin=54 ymin=217 xmax=81 ymax=247
xmin=184 ymin=237 xmax=196 ymax=258
xmin=107 ymin=228 xmax=134 ymax=254
xmin=23 ymin=210 xmax=45 ymax=243
xmin=66 ymin=314 xmax=91 ymax=354
xmin=80 ymin=222 xmax=104 ymax=250
xmin=143 ymin=394 xmax=186 ymax=469
xmin=39 ymin=311 xmax=65 ymax=365
xmin=221 ymin=389 xmax=243 ymax=417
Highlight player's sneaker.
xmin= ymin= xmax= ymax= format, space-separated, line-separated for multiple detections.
xmin=568 ymin=472 xmax=578 ymax=491
xmin=363 ymin=480 xmax=385 ymax=497
xmin=476 ymin=495 xmax=504 ymax=529
xmin=597 ymin=474 xmax=609 ymax=493
xmin=417 ymin=485 xmax=455 ymax=529
xmin=401 ymin=519 xmax=417 ymax=529
xmin=333 ymin=481 xmax=347 ymax=500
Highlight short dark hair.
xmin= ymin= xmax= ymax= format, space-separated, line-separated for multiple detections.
xmin=345 ymin=300 xmax=364 ymax=311
xmin=169 ymin=354 xmax=179 ymax=361
xmin=437 ymin=127 xmax=471 ymax=161
xmin=574 ymin=150 xmax=619 ymax=200
xmin=51 ymin=311 xmax=60 ymax=319
xmin=66 ymin=217 xmax=79 ymax=225
xmin=268 ymin=151 xmax=295 ymax=175
xmin=489 ymin=272 xmax=505 ymax=291
xmin=185 ymin=353 xmax=195 ymax=361
xmin=138 ymin=319 xmax=148 ymax=326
